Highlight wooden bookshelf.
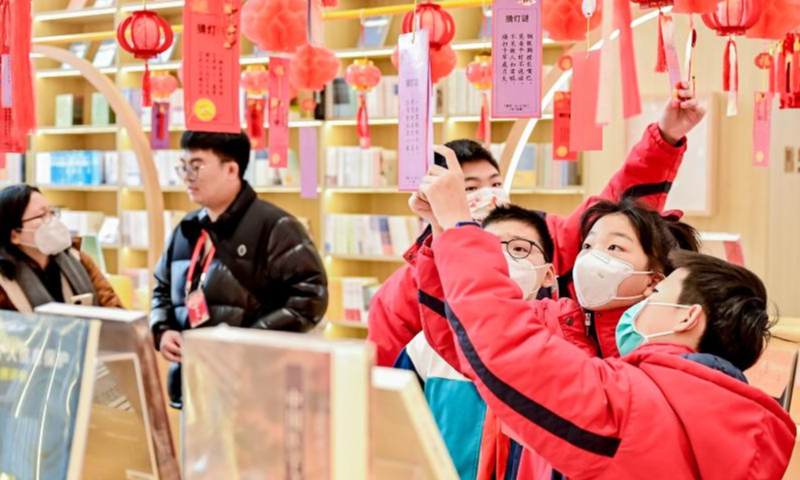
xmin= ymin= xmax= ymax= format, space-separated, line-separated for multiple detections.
xmin=29 ymin=0 xmax=584 ymax=317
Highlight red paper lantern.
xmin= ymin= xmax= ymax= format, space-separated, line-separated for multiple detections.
xmin=702 ymin=0 xmax=763 ymax=115
xmin=630 ymin=0 xmax=673 ymax=10
xmin=701 ymin=0 xmax=761 ymax=36
xmin=345 ymin=59 xmax=382 ymax=149
xmin=241 ymin=0 xmax=307 ymax=54
xmin=430 ymin=44 xmax=457 ymax=84
xmin=117 ymin=10 xmax=174 ymax=107
xmin=345 ymin=59 xmax=382 ymax=91
xmin=290 ymin=44 xmax=341 ymax=92
xmin=746 ymin=0 xmax=800 ymax=40
xmin=401 ymin=1 xmax=456 ymax=49
xmin=241 ymin=65 xmax=270 ymax=95
xmin=150 ymin=72 xmax=178 ymax=101
xmin=466 ymin=55 xmax=492 ymax=91
xmin=466 ymin=55 xmax=492 ymax=147
xmin=543 ymin=0 xmax=602 ymax=42
xmin=672 ymin=0 xmax=724 ymax=14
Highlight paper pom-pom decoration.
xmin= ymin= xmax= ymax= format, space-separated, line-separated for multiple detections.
xmin=241 ymin=0 xmax=307 ymax=54
xmin=543 ymin=0 xmax=603 ymax=41
xmin=290 ymin=44 xmax=341 ymax=92
xmin=430 ymin=45 xmax=457 ymax=84
xmin=746 ymin=0 xmax=800 ymax=40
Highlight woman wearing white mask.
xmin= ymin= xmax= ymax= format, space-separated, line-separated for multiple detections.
xmin=572 ymin=197 xmax=700 ymax=358
xmin=0 ymin=185 xmax=122 ymax=312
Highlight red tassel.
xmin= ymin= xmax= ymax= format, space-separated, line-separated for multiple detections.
xmin=723 ymin=39 xmax=732 ymax=91
xmin=0 ymin=0 xmax=35 ymax=153
xmin=357 ymin=94 xmax=370 ymax=149
xmin=142 ymin=62 xmax=152 ymax=107
xmin=792 ymin=36 xmax=800 ymax=94
xmin=655 ymin=13 xmax=667 ymax=73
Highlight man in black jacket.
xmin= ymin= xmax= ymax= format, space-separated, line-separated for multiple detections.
xmin=151 ymin=131 xmax=328 ymax=408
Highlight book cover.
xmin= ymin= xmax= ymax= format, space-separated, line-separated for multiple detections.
xmin=91 ymin=92 xmax=115 ymax=126
xmin=56 ymin=94 xmax=84 ymax=128
xmin=182 ymin=328 xmax=371 ymax=480
xmin=0 ymin=311 xmax=100 ymax=480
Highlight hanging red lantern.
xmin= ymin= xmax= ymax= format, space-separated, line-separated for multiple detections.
xmin=746 ymin=0 xmax=800 ymax=40
xmin=777 ymin=32 xmax=800 ymax=108
xmin=117 ymin=9 xmax=174 ymax=107
xmin=542 ymin=0 xmax=602 ymax=41
xmin=466 ymin=55 xmax=492 ymax=148
xmin=241 ymin=0 xmax=307 ymax=54
xmin=430 ymin=43 xmax=457 ymax=84
xmin=241 ymin=66 xmax=270 ymax=149
xmin=345 ymin=59 xmax=382 ymax=149
xmin=149 ymin=72 xmax=178 ymax=150
xmin=290 ymin=44 xmax=341 ymax=92
xmin=630 ymin=0 xmax=673 ymax=9
xmin=401 ymin=1 xmax=456 ymax=49
xmin=701 ymin=0 xmax=763 ymax=115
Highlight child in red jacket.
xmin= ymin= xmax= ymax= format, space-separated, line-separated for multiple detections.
xmin=368 ymin=82 xmax=705 ymax=367
xmin=416 ymin=150 xmax=796 ymax=480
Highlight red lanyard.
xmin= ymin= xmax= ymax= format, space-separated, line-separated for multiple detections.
xmin=186 ymin=230 xmax=216 ymax=295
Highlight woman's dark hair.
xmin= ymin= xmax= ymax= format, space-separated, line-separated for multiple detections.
xmin=580 ymin=197 xmax=701 ymax=275
xmin=483 ymin=204 xmax=555 ymax=263
xmin=445 ymin=138 xmax=500 ymax=172
xmin=180 ymin=130 xmax=251 ymax=179
xmin=0 ymin=184 xmax=40 ymax=248
xmin=671 ymin=250 xmax=773 ymax=371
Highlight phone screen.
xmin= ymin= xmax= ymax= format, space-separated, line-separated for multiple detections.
xmin=434 ymin=152 xmax=448 ymax=169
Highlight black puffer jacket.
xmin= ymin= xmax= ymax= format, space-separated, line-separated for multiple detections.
xmin=150 ymin=182 xmax=328 ymax=407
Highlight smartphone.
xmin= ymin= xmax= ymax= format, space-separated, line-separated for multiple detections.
xmin=69 ymin=293 xmax=94 ymax=306
xmin=434 ymin=151 xmax=448 ymax=169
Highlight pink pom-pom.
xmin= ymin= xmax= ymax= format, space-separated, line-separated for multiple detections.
xmin=241 ymin=0 xmax=307 ymax=54
xmin=290 ymin=45 xmax=341 ymax=92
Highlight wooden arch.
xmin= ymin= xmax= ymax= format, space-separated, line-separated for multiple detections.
xmin=32 ymin=44 xmax=165 ymax=272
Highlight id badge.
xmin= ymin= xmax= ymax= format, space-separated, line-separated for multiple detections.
xmin=186 ymin=289 xmax=211 ymax=328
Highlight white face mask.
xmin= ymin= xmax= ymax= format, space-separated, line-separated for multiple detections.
xmin=467 ymin=187 xmax=510 ymax=222
xmin=504 ymin=251 xmax=549 ymax=300
xmin=573 ymin=249 xmax=653 ymax=309
xmin=21 ymin=218 xmax=73 ymax=256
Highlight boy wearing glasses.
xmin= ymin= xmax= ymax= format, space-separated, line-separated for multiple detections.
xmin=150 ymin=131 xmax=328 ymax=409
xmin=394 ymin=204 xmax=596 ymax=480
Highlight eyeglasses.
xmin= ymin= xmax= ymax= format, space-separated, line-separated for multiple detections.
xmin=502 ymin=238 xmax=545 ymax=260
xmin=21 ymin=207 xmax=60 ymax=225
xmin=175 ymin=163 xmax=206 ymax=182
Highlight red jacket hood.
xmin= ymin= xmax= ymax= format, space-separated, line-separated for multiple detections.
xmin=627 ymin=343 xmax=797 ymax=480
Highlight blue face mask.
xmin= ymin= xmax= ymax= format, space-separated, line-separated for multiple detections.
xmin=616 ymin=299 xmax=692 ymax=357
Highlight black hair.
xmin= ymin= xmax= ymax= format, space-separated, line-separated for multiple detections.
xmin=483 ymin=204 xmax=555 ymax=263
xmin=671 ymin=250 xmax=774 ymax=371
xmin=0 ymin=184 xmax=40 ymax=249
xmin=180 ymin=130 xmax=251 ymax=179
xmin=444 ymin=139 xmax=500 ymax=172
xmin=580 ymin=197 xmax=701 ymax=275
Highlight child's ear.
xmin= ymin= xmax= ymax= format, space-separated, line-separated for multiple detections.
xmin=642 ymin=272 xmax=665 ymax=298
xmin=541 ymin=264 xmax=557 ymax=288
xmin=674 ymin=305 xmax=705 ymax=333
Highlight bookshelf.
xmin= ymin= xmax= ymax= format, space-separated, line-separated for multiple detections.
xmin=27 ymin=0 xmax=586 ymax=321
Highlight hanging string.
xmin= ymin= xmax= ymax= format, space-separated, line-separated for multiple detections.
xmin=359 ymin=9 xmax=365 ymax=50
xmin=306 ymin=0 xmax=313 ymax=45
xmin=412 ymin=0 xmax=419 ymax=43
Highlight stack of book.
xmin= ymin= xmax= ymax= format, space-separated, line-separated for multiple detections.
xmin=61 ymin=210 xmax=106 ymax=237
xmin=120 ymin=150 xmax=183 ymax=188
xmin=244 ymin=150 xmax=301 ymax=188
xmin=490 ymin=143 xmax=582 ymax=190
xmin=35 ymin=151 xmax=112 ymax=186
xmin=341 ymin=277 xmax=381 ymax=323
xmin=325 ymin=76 xmax=442 ymax=119
xmin=444 ymin=68 xmax=484 ymax=116
xmin=325 ymin=147 xmax=397 ymax=188
xmin=121 ymin=210 xmax=187 ymax=249
xmin=324 ymin=214 xmax=423 ymax=257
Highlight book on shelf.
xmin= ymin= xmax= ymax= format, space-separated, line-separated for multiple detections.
xmin=92 ymin=39 xmax=117 ymax=68
xmin=325 ymin=147 xmax=397 ymax=188
xmin=91 ymin=92 xmax=115 ymax=126
xmin=363 ymin=15 xmax=392 ymax=47
xmin=1 ymin=153 xmax=24 ymax=184
xmin=99 ymin=216 xmax=120 ymax=245
xmin=61 ymin=210 xmax=106 ymax=237
xmin=120 ymin=149 xmax=182 ymax=187
xmin=325 ymin=214 xmax=424 ymax=257
xmin=243 ymin=150 xmax=301 ymax=188
xmin=120 ymin=268 xmax=151 ymax=310
xmin=55 ymin=94 xmax=84 ymax=127
xmin=121 ymin=210 xmax=187 ymax=249
xmin=93 ymin=0 xmax=115 ymax=6
xmin=341 ymin=277 xmax=381 ymax=323
xmin=35 ymin=150 xmax=111 ymax=186
xmin=62 ymin=41 xmax=90 ymax=69
xmin=489 ymin=143 xmax=582 ymax=190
